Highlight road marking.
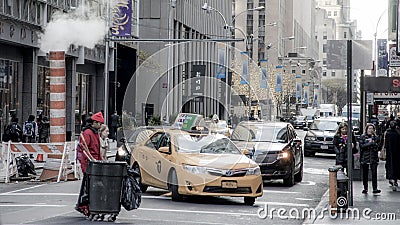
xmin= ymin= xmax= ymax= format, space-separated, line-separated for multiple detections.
xmin=0 ymin=193 xmax=78 ymax=196
xmin=298 ymin=181 xmax=316 ymax=186
xmin=1 ymin=184 xmax=46 ymax=194
xmin=137 ymin=207 xmax=258 ymax=217
xmin=0 ymin=204 xmax=67 ymax=207
xmin=256 ymin=201 xmax=309 ymax=207
xmin=304 ymin=168 xmax=329 ymax=175
xmin=295 ymin=198 xmax=314 ymax=201
xmin=263 ymin=190 xmax=299 ymax=194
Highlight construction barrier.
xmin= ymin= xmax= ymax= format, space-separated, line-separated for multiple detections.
xmin=0 ymin=141 xmax=78 ymax=183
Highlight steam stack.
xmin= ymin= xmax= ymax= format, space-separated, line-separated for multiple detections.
xmin=39 ymin=51 xmax=69 ymax=181
xmin=49 ymin=51 xmax=66 ymax=142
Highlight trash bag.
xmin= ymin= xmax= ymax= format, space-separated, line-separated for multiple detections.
xmin=15 ymin=154 xmax=36 ymax=177
xmin=121 ymin=166 xmax=141 ymax=211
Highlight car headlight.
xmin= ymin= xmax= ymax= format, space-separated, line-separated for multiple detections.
xmin=117 ymin=147 xmax=127 ymax=156
xmin=305 ymin=135 xmax=316 ymax=141
xmin=277 ymin=152 xmax=290 ymax=160
xmin=246 ymin=167 xmax=261 ymax=175
xmin=182 ymin=164 xmax=208 ymax=174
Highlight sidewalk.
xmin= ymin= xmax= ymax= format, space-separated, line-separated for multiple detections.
xmin=304 ymin=161 xmax=400 ymax=224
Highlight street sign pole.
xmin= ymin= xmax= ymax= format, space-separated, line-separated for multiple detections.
xmin=346 ymin=40 xmax=353 ymax=207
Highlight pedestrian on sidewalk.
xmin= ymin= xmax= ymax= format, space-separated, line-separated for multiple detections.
xmin=75 ymin=111 xmax=104 ymax=217
xmin=383 ymin=120 xmax=400 ymax=187
xmin=110 ymin=111 xmax=120 ymax=142
xmin=359 ymin=123 xmax=381 ymax=194
xmin=99 ymin=124 xmax=110 ymax=160
xmin=333 ymin=122 xmax=356 ymax=174
xmin=2 ymin=117 xmax=23 ymax=142
xmin=38 ymin=116 xmax=50 ymax=143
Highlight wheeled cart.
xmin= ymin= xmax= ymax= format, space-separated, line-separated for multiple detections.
xmin=86 ymin=161 xmax=127 ymax=221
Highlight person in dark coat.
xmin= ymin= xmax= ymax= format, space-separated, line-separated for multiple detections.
xmin=384 ymin=120 xmax=400 ymax=187
xmin=110 ymin=111 xmax=120 ymax=141
xmin=38 ymin=116 xmax=50 ymax=143
xmin=359 ymin=123 xmax=381 ymax=194
xmin=2 ymin=117 xmax=23 ymax=142
xmin=333 ymin=122 xmax=357 ymax=173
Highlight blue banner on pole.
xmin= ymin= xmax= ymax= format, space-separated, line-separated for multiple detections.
xmin=240 ymin=52 xmax=249 ymax=84
xmin=275 ymin=73 xmax=282 ymax=92
xmin=111 ymin=0 xmax=133 ymax=37
xmin=260 ymin=60 xmax=268 ymax=88
xmin=216 ymin=43 xmax=226 ymax=78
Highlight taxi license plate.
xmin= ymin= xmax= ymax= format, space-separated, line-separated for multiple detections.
xmin=321 ymin=145 xmax=328 ymax=150
xmin=222 ymin=181 xmax=237 ymax=189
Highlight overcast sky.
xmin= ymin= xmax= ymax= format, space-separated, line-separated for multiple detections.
xmin=350 ymin=0 xmax=389 ymax=40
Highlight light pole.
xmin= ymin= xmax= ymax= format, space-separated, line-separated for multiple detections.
xmin=374 ymin=9 xmax=387 ymax=76
xmin=202 ymin=3 xmax=264 ymax=120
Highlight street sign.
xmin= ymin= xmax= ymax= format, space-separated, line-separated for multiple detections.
xmin=366 ymin=93 xmax=374 ymax=105
xmin=191 ymin=65 xmax=205 ymax=96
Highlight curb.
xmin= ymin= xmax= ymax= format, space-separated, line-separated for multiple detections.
xmin=302 ymin=188 xmax=330 ymax=224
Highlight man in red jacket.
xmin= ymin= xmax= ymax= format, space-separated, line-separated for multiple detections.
xmin=75 ymin=111 xmax=104 ymax=216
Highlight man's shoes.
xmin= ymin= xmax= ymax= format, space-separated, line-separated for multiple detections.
xmin=362 ymin=189 xmax=368 ymax=194
xmin=372 ymin=189 xmax=381 ymax=194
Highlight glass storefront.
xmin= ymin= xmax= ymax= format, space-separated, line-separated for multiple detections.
xmin=37 ymin=66 xmax=50 ymax=118
xmin=75 ymin=73 xmax=93 ymax=134
xmin=0 ymin=59 xmax=19 ymax=139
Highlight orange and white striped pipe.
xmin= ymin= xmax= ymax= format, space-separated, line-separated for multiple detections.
xmin=49 ymin=51 xmax=66 ymax=143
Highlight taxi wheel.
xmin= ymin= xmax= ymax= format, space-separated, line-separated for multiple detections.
xmin=283 ymin=160 xmax=295 ymax=187
xmin=244 ymin=197 xmax=256 ymax=206
xmin=169 ymin=170 xmax=183 ymax=201
xmin=133 ymin=163 xmax=148 ymax=193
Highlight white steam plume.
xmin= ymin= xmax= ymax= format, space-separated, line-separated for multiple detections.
xmin=39 ymin=6 xmax=108 ymax=52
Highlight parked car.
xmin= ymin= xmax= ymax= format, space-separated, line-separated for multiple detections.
xmin=230 ymin=121 xmax=303 ymax=186
xmin=129 ymin=128 xmax=263 ymax=205
xmin=292 ymin=116 xmax=307 ymax=129
xmin=303 ymin=117 xmax=342 ymax=157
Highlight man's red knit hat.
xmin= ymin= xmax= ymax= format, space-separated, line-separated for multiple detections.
xmin=91 ymin=112 xmax=104 ymax=123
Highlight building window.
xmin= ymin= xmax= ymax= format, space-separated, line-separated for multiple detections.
xmin=292 ymin=69 xmax=296 ymax=74
xmin=344 ymin=32 xmax=347 ymax=39
xmin=331 ymin=71 xmax=336 ymax=77
xmin=302 ymin=70 xmax=306 ymax=74
xmin=37 ymin=66 xmax=50 ymax=117
xmin=323 ymin=71 xmax=327 ymax=76
xmin=323 ymin=58 xmax=327 ymax=65
xmin=0 ymin=59 xmax=20 ymax=136
xmin=328 ymin=11 xmax=331 ymax=16
xmin=323 ymin=31 xmax=327 ymax=40
xmin=334 ymin=11 xmax=337 ymax=16
xmin=323 ymin=44 xmax=326 ymax=53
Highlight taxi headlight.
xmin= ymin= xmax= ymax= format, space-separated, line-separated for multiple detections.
xmin=182 ymin=164 xmax=208 ymax=174
xmin=246 ymin=167 xmax=261 ymax=175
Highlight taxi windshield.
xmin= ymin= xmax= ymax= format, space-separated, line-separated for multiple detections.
xmin=174 ymin=134 xmax=240 ymax=154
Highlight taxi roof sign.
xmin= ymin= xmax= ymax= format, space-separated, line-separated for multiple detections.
xmin=173 ymin=113 xmax=204 ymax=131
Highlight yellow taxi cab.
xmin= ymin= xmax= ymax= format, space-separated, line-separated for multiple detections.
xmin=130 ymin=128 xmax=263 ymax=205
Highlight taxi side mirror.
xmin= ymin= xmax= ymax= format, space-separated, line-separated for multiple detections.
xmin=158 ymin=146 xmax=171 ymax=154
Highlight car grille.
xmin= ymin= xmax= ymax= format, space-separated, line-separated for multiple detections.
xmin=326 ymin=137 xmax=333 ymax=141
xmin=207 ymin=168 xmax=247 ymax=177
xmin=203 ymin=186 xmax=252 ymax=194
xmin=317 ymin=137 xmax=324 ymax=141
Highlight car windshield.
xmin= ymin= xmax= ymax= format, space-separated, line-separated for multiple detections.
xmin=231 ymin=124 xmax=288 ymax=143
xmin=127 ymin=129 xmax=155 ymax=144
xmin=310 ymin=120 xmax=339 ymax=131
xmin=174 ymin=134 xmax=240 ymax=154
xmin=296 ymin=116 xmax=306 ymax=121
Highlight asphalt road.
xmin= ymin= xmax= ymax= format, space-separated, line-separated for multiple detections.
xmin=0 ymin=130 xmax=338 ymax=225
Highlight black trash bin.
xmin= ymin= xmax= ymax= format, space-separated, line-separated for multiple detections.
xmin=86 ymin=161 xmax=127 ymax=220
